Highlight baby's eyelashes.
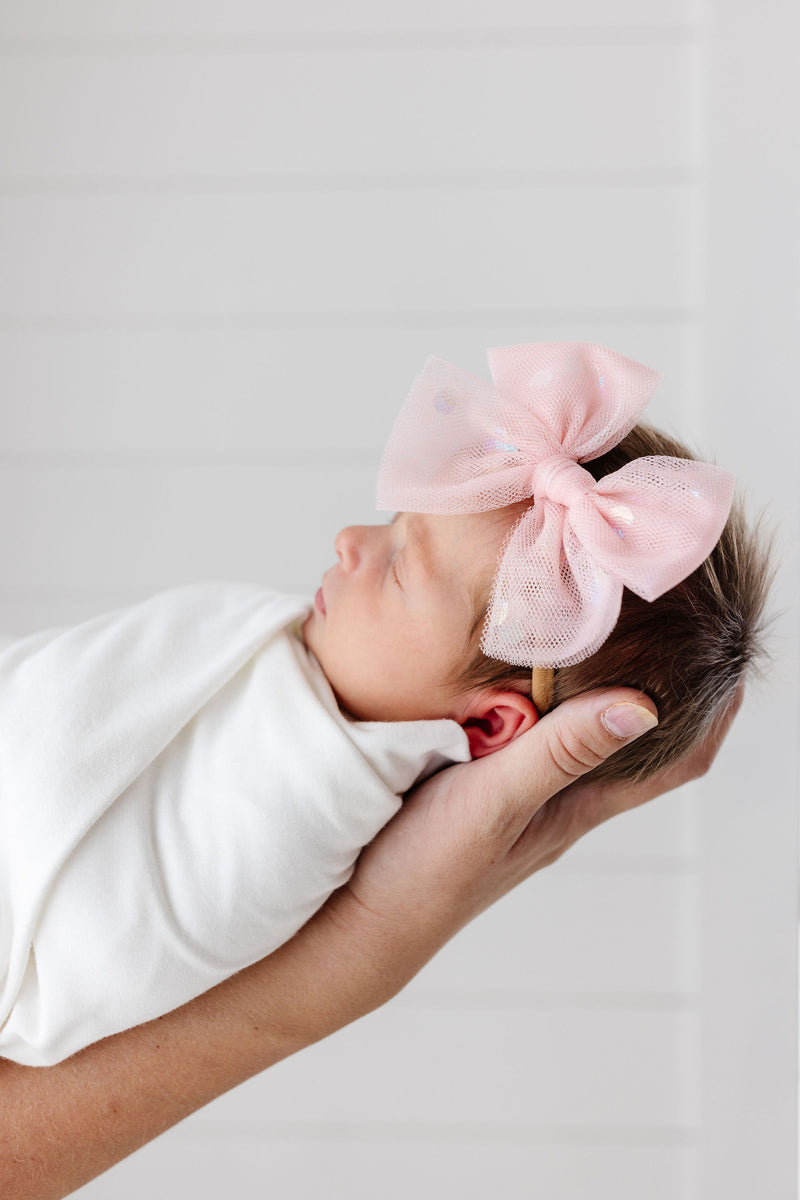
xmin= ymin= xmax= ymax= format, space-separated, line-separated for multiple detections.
xmin=391 ymin=557 xmax=404 ymax=591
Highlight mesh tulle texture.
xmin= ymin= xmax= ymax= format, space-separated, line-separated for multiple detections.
xmin=377 ymin=342 xmax=735 ymax=668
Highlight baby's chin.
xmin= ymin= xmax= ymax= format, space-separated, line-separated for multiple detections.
xmin=300 ymin=610 xmax=324 ymax=669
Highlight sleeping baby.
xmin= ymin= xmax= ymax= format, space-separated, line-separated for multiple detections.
xmin=0 ymin=342 xmax=771 ymax=1065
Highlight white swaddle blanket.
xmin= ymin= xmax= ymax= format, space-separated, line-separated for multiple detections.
xmin=0 ymin=583 xmax=469 ymax=1066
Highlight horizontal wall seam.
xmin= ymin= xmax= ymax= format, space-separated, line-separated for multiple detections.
xmin=0 ymin=451 xmax=379 ymax=468
xmin=0 ymin=28 xmax=705 ymax=57
xmin=555 ymin=856 xmax=698 ymax=873
xmin=0 ymin=309 xmax=700 ymax=331
xmin=0 ymin=447 xmax=705 ymax=471
xmin=0 ymin=169 xmax=701 ymax=195
xmin=394 ymin=991 xmax=700 ymax=1010
xmin=175 ymin=1120 xmax=700 ymax=1146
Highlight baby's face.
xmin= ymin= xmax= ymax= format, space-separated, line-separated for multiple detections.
xmin=303 ymin=510 xmax=510 ymax=722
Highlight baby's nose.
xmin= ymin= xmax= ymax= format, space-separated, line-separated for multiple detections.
xmin=334 ymin=526 xmax=363 ymax=570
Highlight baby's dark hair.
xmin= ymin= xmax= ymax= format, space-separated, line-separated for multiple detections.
xmin=453 ymin=424 xmax=774 ymax=782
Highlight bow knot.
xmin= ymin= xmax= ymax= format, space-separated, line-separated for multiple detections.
xmin=530 ymin=456 xmax=595 ymax=509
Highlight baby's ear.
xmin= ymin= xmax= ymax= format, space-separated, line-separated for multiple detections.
xmin=460 ymin=690 xmax=539 ymax=759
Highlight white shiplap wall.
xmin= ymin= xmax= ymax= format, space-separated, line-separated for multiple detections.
xmin=0 ymin=3 xmax=795 ymax=1198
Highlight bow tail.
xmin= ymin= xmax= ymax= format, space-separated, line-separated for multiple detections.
xmin=481 ymin=504 xmax=623 ymax=668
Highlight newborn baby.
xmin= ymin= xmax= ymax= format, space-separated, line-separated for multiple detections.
xmin=0 ymin=342 xmax=770 ymax=1066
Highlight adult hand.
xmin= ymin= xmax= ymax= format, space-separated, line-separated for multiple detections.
xmin=1 ymin=686 xmax=740 ymax=1200
xmin=313 ymin=685 xmax=731 ymax=1012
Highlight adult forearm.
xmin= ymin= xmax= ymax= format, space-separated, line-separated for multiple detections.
xmin=0 ymin=891 xmax=402 ymax=1200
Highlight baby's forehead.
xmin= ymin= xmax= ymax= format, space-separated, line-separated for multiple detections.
xmin=406 ymin=507 xmax=516 ymax=601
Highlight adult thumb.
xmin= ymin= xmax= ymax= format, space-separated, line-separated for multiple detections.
xmin=503 ymin=687 xmax=659 ymax=802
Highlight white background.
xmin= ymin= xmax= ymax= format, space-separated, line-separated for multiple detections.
xmin=0 ymin=2 xmax=796 ymax=1197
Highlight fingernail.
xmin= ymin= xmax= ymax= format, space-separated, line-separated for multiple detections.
xmin=601 ymin=703 xmax=658 ymax=740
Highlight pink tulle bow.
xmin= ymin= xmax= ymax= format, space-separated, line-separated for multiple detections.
xmin=376 ymin=342 xmax=735 ymax=668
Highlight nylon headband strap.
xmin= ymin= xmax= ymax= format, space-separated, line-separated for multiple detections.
xmin=530 ymin=667 xmax=554 ymax=716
